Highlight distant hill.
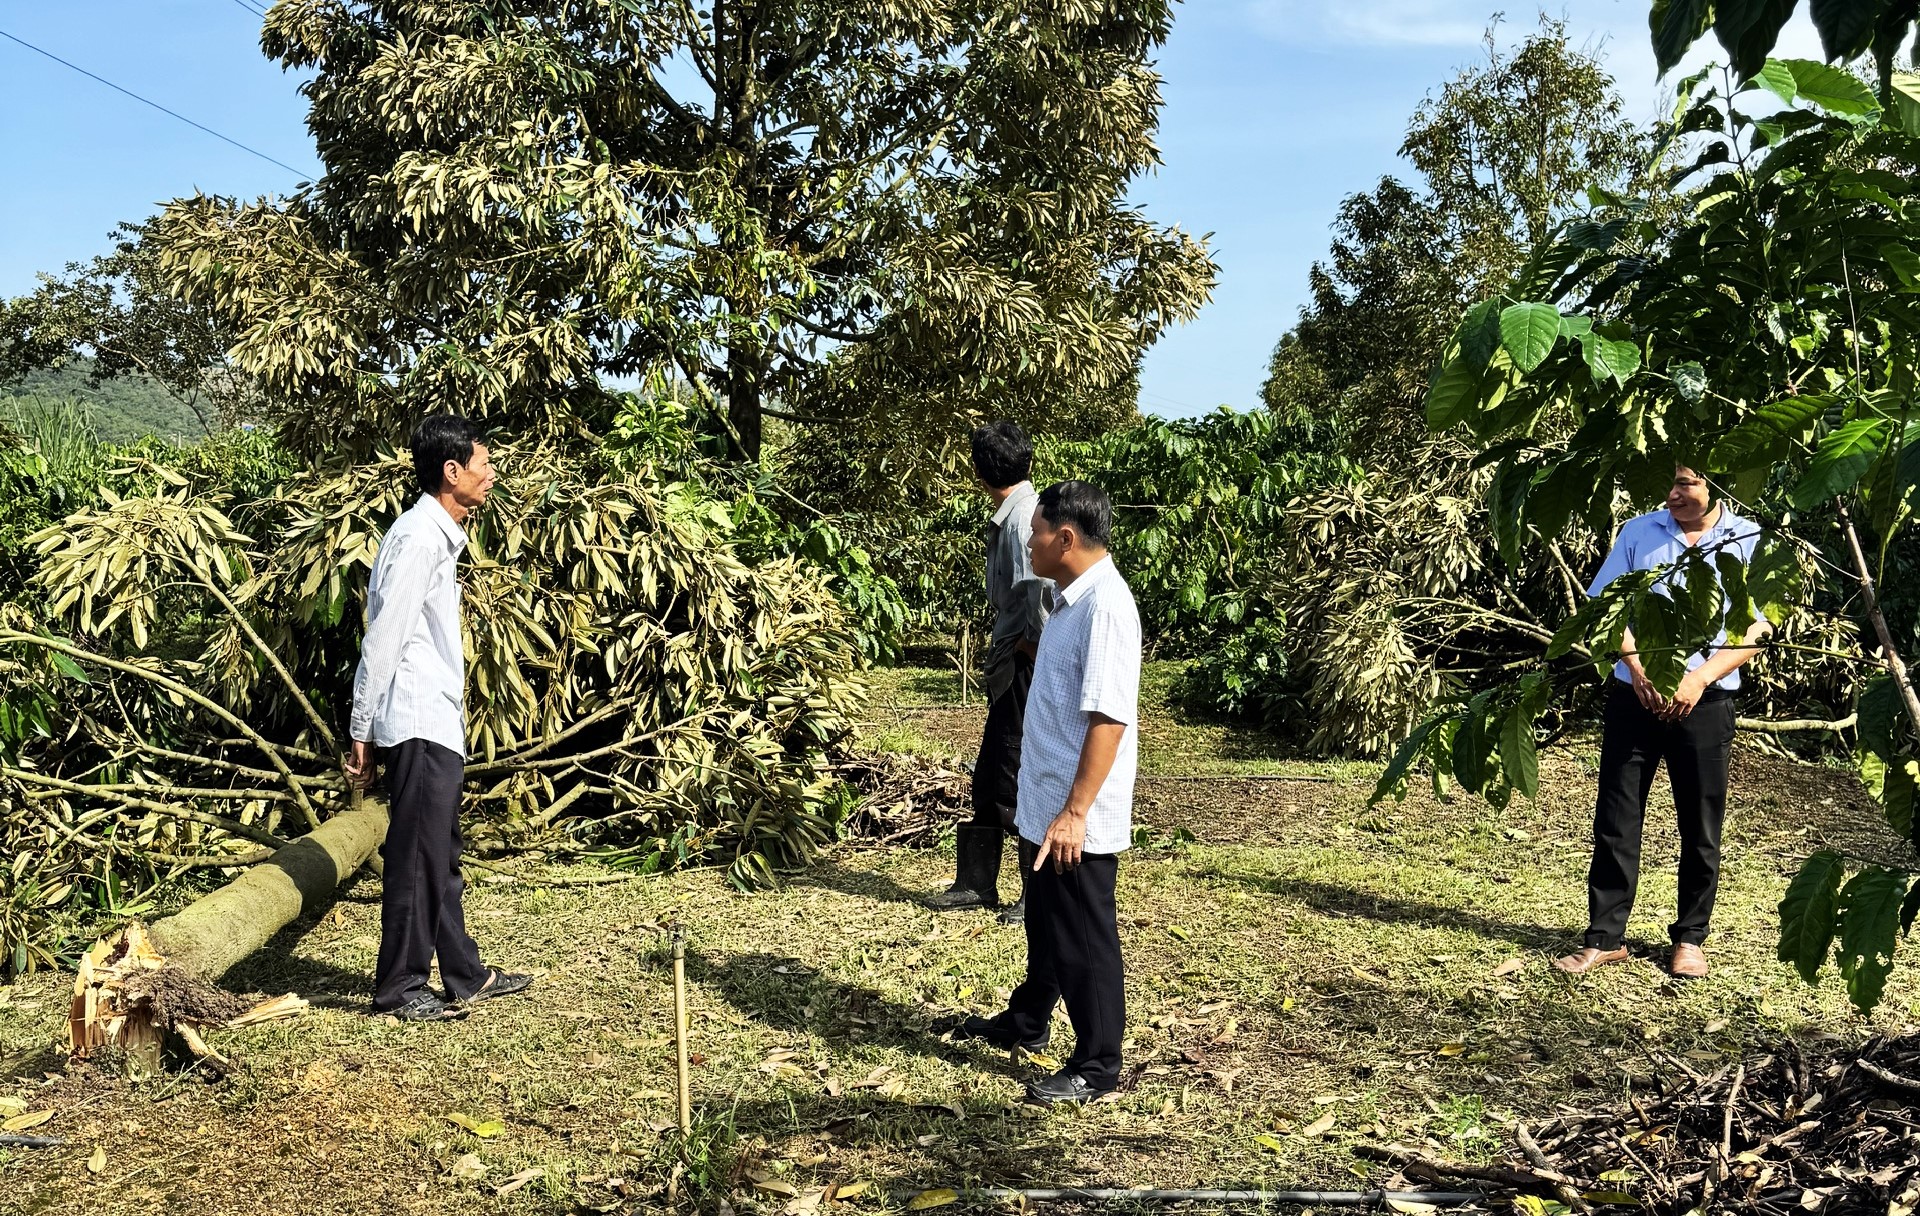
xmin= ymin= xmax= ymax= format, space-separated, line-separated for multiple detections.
xmin=0 ymin=361 xmax=207 ymax=445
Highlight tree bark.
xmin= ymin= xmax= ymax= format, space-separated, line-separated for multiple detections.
xmin=148 ymin=798 xmax=388 ymax=980
xmin=727 ymin=345 xmax=764 ymax=461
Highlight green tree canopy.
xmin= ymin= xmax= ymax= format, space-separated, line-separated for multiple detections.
xmin=152 ymin=0 xmax=1214 ymax=463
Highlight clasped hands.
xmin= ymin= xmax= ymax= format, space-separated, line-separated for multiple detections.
xmin=1631 ymin=668 xmax=1708 ymax=722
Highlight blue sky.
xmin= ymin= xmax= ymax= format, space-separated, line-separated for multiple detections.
xmin=0 ymin=2 xmax=1823 ymax=419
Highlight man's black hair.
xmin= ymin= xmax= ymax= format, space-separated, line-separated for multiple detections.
xmin=1036 ymin=479 xmax=1113 ymax=549
xmin=971 ymin=420 xmax=1034 ymax=489
xmin=412 ymin=414 xmax=485 ymax=494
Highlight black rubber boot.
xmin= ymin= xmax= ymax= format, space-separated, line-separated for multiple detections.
xmin=926 ymin=824 xmax=1003 ymax=910
xmin=997 ymin=837 xmax=1036 ymax=925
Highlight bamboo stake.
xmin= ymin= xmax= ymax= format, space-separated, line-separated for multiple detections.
xmin=672 ymin=931 xmax=692 ymax=1135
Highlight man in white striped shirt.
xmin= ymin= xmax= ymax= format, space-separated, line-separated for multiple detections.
xmin=950 ymin=480 xmax=1141 ymax=1105
xmin=344 ymin=415 xmax=533 ymax=1022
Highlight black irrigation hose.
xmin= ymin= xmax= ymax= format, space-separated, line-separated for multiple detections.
xmin=0 ymin=1135 xmax=65 ymax=1149
xmin=961 ymin=1188 xmax=1486 ymax=1206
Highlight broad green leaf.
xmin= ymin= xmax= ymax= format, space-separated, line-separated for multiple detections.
xmin=1426 ymin=359 xmax=1489 ymax=430
xmin=48 ymin=653 xmax=90 ymax=684
xmin=1882 ymin=756 xmax=1918 ymax=840
xmin=1752 ymin=59 xmax=1798 ymax=107
xmin=1453 ymin=299 xmax=1503 ymax=369
xmin=1499 ymin=674 xmax=1553 ymax=801
xmin=1777 ymin=850 xmax=1844 ymax=984
xmin=1791 ymin=418 xmax=1889 ymax=509
xmin=1859 ymin=674 xmax=1900 ymax=763
xmin=1838 ymin=866 xmax=1908 ymax=1014
xmin=1652 ymin=0 xmax=1715 ymax=73
xmin=1498 ymin=303 xmax=1562 ymax=374
xmin=1558 ymin=314 xmax=1594 ymax=340
xmin=1581 ymin=333 xmax=1641 ymax=385
xmin=1451 ymin=690 xmax=1495 ymax=792
xmin=1893 ymin=73 xmax=1920 ymax=137
xmin=1902 ymin=879 xmax=1920 ymax=936
xmin=1780 ymin=58 xmax=1881 ymax=117
xmin=1631 ymin=590 xmax=1693 ymax=694
xmin=1744 ymin=538 xmax=1803 ymax=625
xmin=1370 ymin=714 xmax=1450 ymax=805
xmin=1882 ymin=243 xmax=1920 ymax=290
xmin=1809 ymin=0 xmax=1883 ymax=62
xmin=1715 ymin=550 xmax=1758 ymax=640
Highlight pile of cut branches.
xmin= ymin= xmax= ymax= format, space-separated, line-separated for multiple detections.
xmin=1366 ymin=1036 xmax=1920 ymax=1214
xmin=829 ymin=751 xmax=968 ymax=849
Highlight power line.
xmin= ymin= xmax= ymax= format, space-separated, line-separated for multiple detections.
xmin=0 ymin=25 xmax=313 ymax=180
xmin=227 ymin=0 xmax=271 ymax=20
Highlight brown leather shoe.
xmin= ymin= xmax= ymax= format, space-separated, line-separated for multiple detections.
xmin=1552 ymin=946 xmax=1629 ymax=975
xmin=1669 ymin=942 xmax=1709 ymax=979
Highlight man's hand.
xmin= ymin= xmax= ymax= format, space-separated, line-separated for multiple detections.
xmin=1661 ymin=670 xmax=1708 ymax=721
xmin=1035 ymin=808 xmax=1087 ymax=874
xmin=344 ymin=739 xmax=376 ymax=790
xmin=1628 ymin=665 xmax=1666 ymax=714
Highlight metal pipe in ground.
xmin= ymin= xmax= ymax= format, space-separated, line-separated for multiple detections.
xmin=672 ymin=930 xmax=692 ymax=1135
xmin=963 ymin=1188 xmax=1486 ymax=1206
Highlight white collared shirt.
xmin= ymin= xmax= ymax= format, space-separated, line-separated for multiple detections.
xmin=1587 ymin=505 xmax=1762 ymax=691
xmin=349 ymin=495 xmax=468 ymax=756
xmin=1015 ymin=554 xmax=1142 ymax=854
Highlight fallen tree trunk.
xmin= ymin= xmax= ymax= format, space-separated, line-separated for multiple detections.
xmin=69 ymin=798 xmax=388 ymax=1074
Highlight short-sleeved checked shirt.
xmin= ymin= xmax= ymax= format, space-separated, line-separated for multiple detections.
xmin=1015 ymin=555 xmax=1142 ymax=855
xmin=1587 ymin=505 xmax=1762 ymax=691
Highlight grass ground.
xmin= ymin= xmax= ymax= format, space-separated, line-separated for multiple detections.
xmin=0 ymin=664 xmax=1912 ymax=1215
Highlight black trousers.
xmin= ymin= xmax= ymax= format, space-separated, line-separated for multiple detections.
xmin=1002 ymin=851 xmax=1126 ymax=1088
xmin=972 ymin=652 xmax=1033 ymax=832
xmin=1584 ymin=680 xmax=1736 ymax=950
xmin=373 ymin=738 xmax=489 ymax=1010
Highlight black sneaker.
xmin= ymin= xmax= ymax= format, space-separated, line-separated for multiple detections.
xmin=1024 ymin=1069 xmax=1112 ymax=1106
xmin=949 ymin=1013 xmax=1049 ymax=1053
xmin=458 ymin=968 xmax=535 ymax=1006
xmin=384 ymin=992 xmax=469 ymax=1022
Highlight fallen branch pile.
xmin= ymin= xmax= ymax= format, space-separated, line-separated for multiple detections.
xmin=1365 ymin=1036 xmax=1920 ymax=1214
xmin=829 ymin=751 xmax=968 ymax=849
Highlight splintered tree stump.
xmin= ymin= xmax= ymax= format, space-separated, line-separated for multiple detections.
xmin=68 ymin=799 xmax=389 ymax=1074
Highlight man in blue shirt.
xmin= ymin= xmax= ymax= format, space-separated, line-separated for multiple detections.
xmin=1554 ymin=466 xmax=1772 ymax=980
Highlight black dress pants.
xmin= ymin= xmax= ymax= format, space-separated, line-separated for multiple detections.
xmin=1001 ymin=851 xmax=1126 ymax=1089
xmin=972 ymin=652 xmax=1033 ymax=832
xmin=373 ymin=738 xmax=489 ymax=1010
xmin=1584 ymin=680 xmax=1736 ymax=950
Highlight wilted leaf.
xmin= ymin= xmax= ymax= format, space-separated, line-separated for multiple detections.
xmin=1491 ymin=958 xmax=1525 ymax=978
xmin=907 ymin=1188 xmax=959 ymax=1210
xmin=496 ymin=1169 xmax=544 ymax=1196
xmin=830 ymin=1180 xmax=873 ymax=1201
xmin=1436 ymin=1043 xmax=1467 ymax=1057
xmin=756 ymin=1179 xmax=801 ymax=1198
xmin=1301 ymin=1112 xmax=1336 ymax=1138
xmin=1 ymin=1110 xmax=53 ymax=1131
xmin=87 ymin=1145 xmax=106 ymax=1174
xmin=449 ymin=1153 xmax=488 ymax=1181
xmin=447 ymin=1112 xmax=507 ymax=1138
xmin=1254 ymin=1132 xmax=1287 ymax=1154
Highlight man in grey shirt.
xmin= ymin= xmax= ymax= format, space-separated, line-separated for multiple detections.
xmin=927 ymin=422 xmax=1051 ymax=923
xmin=344 ymin=415 xmax=533 ymax=1021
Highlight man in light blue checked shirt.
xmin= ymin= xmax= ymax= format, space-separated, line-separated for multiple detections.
xmin=1553 ymin=465 xmax=1772 ymax=982
xmin=949 ymin=480 xmax=1140 ymax=1106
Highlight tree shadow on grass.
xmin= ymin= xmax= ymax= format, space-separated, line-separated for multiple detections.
xmin=789 ymin=856 xmax=961 ymax=909
xmin=682 ymin=949 xmax=1029 ymax=1082
xmin=1202 ymin=868 xmax=1579 ymax=952
xmin=689 ymin=1088 xmax=1161 ymax=1195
